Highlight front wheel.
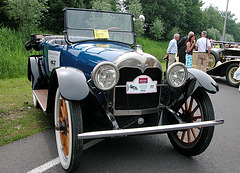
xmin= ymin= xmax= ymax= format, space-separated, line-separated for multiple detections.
xmin=226 ymin=63 xmax=239 ymax=87
xmin=168 ymin=88 xmax=214 ymax=156
xmin=54 ymin=88 xmax=83 ymax=172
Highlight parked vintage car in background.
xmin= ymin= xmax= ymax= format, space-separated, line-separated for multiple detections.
xmin=206 ymin=41 xmax=240 ymax=87
xmin=25 ymin=8 xmax=224 ymax=172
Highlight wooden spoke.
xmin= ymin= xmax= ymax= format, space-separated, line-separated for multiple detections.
xmin=191 ymin=105 xmax=199 ymax=116
xmin=187 ymin=129 xmax=191 ymax=143
xmin=189 ymin=97 xmax=194 ymax=112
xmin=185 ymin=100 xmax=188 ymax=111
xmin=191 ymin=128 xmax=197 ymax=139
xmin=181 ymin=131 xmax=186 ymax=141
xmin=192 ymin=116 xmax=202 ymax=121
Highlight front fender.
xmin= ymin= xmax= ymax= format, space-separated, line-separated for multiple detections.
xmin=187 ymin=68 xmax=219 ymax=95
xmin=55 ymin=67 xmax=89 ymax=100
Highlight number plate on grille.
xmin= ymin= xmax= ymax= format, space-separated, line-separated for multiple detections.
xmin=126 ymin=75 xmax=157 ymax=94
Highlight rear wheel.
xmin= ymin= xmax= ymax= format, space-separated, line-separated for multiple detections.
xmin=168 ymin=88 xmax=214 ymax=156
xmin=208 ymin=53 xmax=217 ymax=69
xmin=226 ymin=63 xmax=239 ymax=87
xmin=54 ymin=88 xmax=83 ymax=172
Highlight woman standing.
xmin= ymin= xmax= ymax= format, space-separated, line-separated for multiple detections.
xmin=185 ymin=35 xmax=196 ymax=68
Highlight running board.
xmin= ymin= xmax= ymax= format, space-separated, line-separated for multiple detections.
xmin=78 ymin=119 xmax=224 ymax=140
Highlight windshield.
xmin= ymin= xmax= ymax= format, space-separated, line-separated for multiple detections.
xmin=64 ymin=8 xmax=135 ymax=45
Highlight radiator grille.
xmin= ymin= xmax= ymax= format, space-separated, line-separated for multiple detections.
xmin=114 ymin=67 xmax=162 ymax=110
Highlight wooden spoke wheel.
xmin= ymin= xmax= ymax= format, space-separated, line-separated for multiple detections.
xmin=168 ymin=88 xmax=215 ymax=156
xmin=54 ymin=88 xmax=83 ymax=172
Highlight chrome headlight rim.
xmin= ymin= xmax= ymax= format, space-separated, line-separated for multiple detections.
xmin=166 ymin=62 xmax=188 ymax=88
xmin=91 ymin=61 xmax=119 ymax=91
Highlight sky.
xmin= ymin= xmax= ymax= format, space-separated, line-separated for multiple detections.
xmin=202 ymin=0 xmax=240 ymax=23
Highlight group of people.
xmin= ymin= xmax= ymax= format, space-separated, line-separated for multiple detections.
xmin=166 ymin=31 xmax=211 ymax=72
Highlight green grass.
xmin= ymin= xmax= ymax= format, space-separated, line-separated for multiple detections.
xmin=137 ymin=37 xmax=168 ymax=70
xmin=0 ymin=27 xmax=43 ymax=79
xmin=0 ymin=77 xmax=53 ymax=146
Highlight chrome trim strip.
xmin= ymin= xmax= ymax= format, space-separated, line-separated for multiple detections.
xmin=78 ymin=119 xmax=224 ymax=139
xmin=113 ymin=106 xmax=160 ymax=116
xmin=115 ymin=84 xmax=167 ymax=88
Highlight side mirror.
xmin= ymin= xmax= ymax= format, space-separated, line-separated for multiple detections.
xmin=139 ymin=15 xmax=145 ymax=22
xmin=133 ymin=15 xmax=145 ymax=22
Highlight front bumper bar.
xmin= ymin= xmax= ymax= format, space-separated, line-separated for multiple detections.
xmin=78 ymin=119 xmax=224 ymax=140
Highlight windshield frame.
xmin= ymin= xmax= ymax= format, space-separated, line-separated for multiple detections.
xmin=64 ymin=8 xmax=136 ymax=47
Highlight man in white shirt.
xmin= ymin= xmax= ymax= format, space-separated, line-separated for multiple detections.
xmin=166 ymin=33 xmax=180 ymax=68
xmin=195 ymin=31 xmax=211 ymax=72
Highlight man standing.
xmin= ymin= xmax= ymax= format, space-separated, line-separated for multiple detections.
xmin=166 ymin=33 xmax=179 ymax=68
xmin=177 ymin=31 xmax=195 ymax=64
xmin=195 ymin=31 xmax=211 ymax=72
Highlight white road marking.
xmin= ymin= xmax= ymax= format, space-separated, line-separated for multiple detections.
xmin=26 ymin=157 xmax=60 ymax=173
xmin=27 ymin=139 xmax=104 ymax=173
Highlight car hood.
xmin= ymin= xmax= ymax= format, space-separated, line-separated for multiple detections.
xmin=61 ymin=42 xmax=161 ymax=80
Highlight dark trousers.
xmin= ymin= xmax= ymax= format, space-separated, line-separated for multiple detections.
xmin=178 ymin=52 xmax=186 ymax=64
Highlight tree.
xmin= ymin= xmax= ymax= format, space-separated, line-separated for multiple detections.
xmin=92 ymin=0 xmax=115 ymax=11
xmin=183 ymin=0 xmax=203 ymax=36
xmin=202 ymin=5 xmax=224 ymax=33
xmin=127 ymin=0 xmax=144 ymax=37
xmin=207 ymin=28 xmax=221 ymax=40
xmin=41 ymin=0 xmax=92 ymax=33
xmin=140 ymin=0 xmax=186 ymax=39
xmin=167 ymin=27 xmax=180 ymax=41
xmin=7 ymin=0 xmax=48 ymax=30
xmin=149 ymin=18 xmax=165 ymax=40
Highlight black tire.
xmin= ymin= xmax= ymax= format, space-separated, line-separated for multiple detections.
xmin=54 ymin=88 xmax=83 ymax=172
xmin=168 ymin=88 xmax=214 ymax=156
xmin=225 ymin=63 xmax=239 ymax=87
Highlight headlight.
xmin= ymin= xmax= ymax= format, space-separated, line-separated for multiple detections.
xmin=166 ymin=62 xmax=188 ymax=88
xmin=91 ymin=62 xmax=119 ymax=90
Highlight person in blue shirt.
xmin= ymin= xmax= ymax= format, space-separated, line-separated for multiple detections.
xmin=166 ymin=33 xmax=180 ymax=68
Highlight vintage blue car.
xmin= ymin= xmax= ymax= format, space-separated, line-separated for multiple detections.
xmin=25 ymin=8 xmax=224 ymax=172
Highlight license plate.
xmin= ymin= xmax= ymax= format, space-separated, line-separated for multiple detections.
xmin=126 ymin=75 xmax=157 ymax=94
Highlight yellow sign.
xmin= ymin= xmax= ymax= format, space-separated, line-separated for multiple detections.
xmin=94 ymin=29 xmax=109 ymax=39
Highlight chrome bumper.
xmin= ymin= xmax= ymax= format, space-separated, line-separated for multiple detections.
xmin=78 ymin=119 xmax=224 ymax=140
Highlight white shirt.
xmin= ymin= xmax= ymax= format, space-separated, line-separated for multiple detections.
xmin=167 ymin=39 xmax=178 ymax=54
xmin=196 ymin=37 xmax=211 ymax=52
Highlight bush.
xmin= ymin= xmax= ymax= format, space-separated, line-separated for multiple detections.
xmin=149 ymin=18 xmax=165 ymax=40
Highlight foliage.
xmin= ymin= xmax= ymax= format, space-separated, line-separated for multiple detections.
xmin=140 ymin=0 xmax=186 ymax=40
xmin=183 ymin=0 xmax=203 ymax=36
xmin=126 ymin=0 xmax=144 ymax=37
xmin=149 ymin=18 xmax=165 ymax=40
xmin=0 ymin=27 xmax=44 ymax=79
xmin=40 ymin=0 xmax=86 ymax=33
xmin=92 ymin=0 xmax=115 ymax=11
xmin=202 ymin=6 xmax=224 ymax=33
xmin=7 ymin=0 xmax=48 ymax=30
xmin=167 ymin=27 xmax=180 ymax=41
xmin=225 ymin=34 xmax=234 ymax=42
xmin=207 ymin=28 xmax=221 ymax=40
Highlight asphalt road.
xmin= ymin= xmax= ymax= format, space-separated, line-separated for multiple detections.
xmin=0 ymin=77 xmax=239 ymax=173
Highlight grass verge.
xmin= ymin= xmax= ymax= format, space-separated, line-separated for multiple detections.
xmin=0 ymin=77 xmax=53 ymax=146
